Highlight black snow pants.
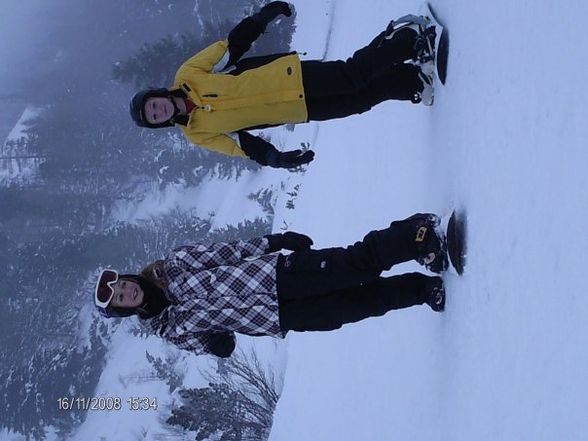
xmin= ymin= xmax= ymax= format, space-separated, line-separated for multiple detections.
xmin=301 ymin=28 xmax=422 ymax=121
xmin=277 ymin=217 xmax=435 ymax=333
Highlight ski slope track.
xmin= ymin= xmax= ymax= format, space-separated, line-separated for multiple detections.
xmin=269 ymin=0 xmax=588 ymax=440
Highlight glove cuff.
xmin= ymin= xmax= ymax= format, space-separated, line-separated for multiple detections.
xmin=264 ymin=234 xmax=283 ymax=253
xmin=208 ymin=334 xmax=236 ymax=358
xmin=256 ymin=2 xmax=292 ymax=26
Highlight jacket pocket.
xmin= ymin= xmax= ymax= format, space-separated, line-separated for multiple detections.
xmin=281 ymin=249 xmax=333 ymax=274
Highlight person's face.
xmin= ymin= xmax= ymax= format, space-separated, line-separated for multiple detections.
xmin=110 ymin=279 xmax=144 ymax=308
xmin=144 ymin=97 xmax=175 ymax=124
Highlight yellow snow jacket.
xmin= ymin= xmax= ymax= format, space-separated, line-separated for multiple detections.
xmin=172 ymin=40 xmax=308 ymax=157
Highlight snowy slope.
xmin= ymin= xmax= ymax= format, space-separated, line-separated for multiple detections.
xmin=269 ymin=0 xmax=588 ymax=440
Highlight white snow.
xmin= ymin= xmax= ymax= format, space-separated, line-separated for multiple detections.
xmin=67 ymin=313 xmax=287 ymax=441
xmin=3 ymin=106 xmax=39 ymax=143
xmin=110 ymin=169 xmax=276 ymax=229
xmin=0 ymin=429 xmax=25 ymax=441
xmin=69 ymin=320 xmax=195 ymax=441
xmin=269 ymin=1 xmax=588 ymax=440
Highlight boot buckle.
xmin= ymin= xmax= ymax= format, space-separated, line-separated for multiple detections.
xmin=415 ymin=226 xmax=428 ymax=242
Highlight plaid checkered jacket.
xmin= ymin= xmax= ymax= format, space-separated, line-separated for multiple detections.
xmin=146 ymin=236 xmax=283 ymax=355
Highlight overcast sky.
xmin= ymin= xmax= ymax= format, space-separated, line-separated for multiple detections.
xmin=0 ymin=0 xmax=52 ymax=140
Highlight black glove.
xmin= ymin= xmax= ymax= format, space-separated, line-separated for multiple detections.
xmin=226 ymin=2 xmax=292 ymax=68
xmin=265 ymin=232 xmax=314 ymax=253
xmin=238 ymin=132 xmax=315 ymax=169
xmin=257 ymin=1 xmax=293 ymax=24
xmin=265 ymin=149 xmax=315 ymax=169
xmin=207 ymin=333 xmax=236 ymax=358
xmin=226 ymin=18 xmax=264 ymax=67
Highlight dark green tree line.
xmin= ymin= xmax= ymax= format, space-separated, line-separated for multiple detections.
xmin=0 ymin=0 xmax=296 ymax=438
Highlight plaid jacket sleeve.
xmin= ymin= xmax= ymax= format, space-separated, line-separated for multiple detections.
xmin=170 ymin=236 xmax=269 ymax=270
xmin=148 ymin=310 xmax=236 ymax=356
xmin=164 ymin=331 xmax=236 ymax=356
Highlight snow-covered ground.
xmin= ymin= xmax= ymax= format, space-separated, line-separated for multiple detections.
xmin=269 ymin=1 xmax=588 ymax=440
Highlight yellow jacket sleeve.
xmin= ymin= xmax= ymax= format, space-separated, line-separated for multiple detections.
xmin=176 ymin=40 xmax=229 ymax=75
xmin=182 ymin=130 xmax=247 ymax=158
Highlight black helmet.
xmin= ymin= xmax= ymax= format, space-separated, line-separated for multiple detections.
xmin=129 ymin=88 xmax=176 ymax=129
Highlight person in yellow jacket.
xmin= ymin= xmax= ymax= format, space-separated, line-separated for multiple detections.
xmin=130 ymin=2 xmax=437 ymax=168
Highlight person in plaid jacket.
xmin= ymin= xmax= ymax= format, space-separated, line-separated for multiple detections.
xmin=94 ymin=213 xmax=448 ymax=358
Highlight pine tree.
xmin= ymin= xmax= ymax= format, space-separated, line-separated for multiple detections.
xmin=113 ymin=33 xmax=202 ymax=89
xmin=166 ymin=349 xmax=279 ymax=441
xmin=145 ymin=351 xmax=184 ymax=393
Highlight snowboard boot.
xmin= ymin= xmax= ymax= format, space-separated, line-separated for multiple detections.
xmin=412 ymin=69 xmax=434 ymax=106
xmin=408 ymin=213 xmax=448 ymax=273
xmin=383 ymin=14 xmax=436 ymax=63
xmin=425 ymin=276 xmax=445 ymax=312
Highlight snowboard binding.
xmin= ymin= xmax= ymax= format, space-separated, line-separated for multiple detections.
xmin=383 ymin=14 xmax=437 ymax=64
xmin=410 ymin=213 xmax=449 ymax=273
xmin=414 ymin=26 xmax=437 ymax=64
xmin=420 ymin=2 xmax=449 ymax=85
xmin=407 ymin=211 xmax=467 ymax=276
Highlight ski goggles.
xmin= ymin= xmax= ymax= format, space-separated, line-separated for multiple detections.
xmin=94 ymin=269 xmax=119 ymax=308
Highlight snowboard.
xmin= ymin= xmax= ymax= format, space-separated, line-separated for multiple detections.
xmin=420 ymin=2 xmax=449 ymax=85
xmin=444 ymin=210 xmax=467 ymax=275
